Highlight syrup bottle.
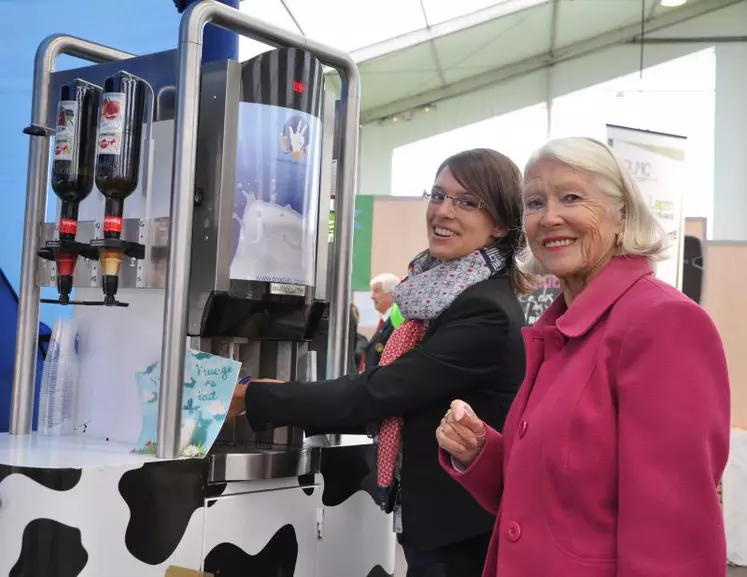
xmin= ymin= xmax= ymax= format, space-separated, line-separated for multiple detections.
xmin=50 ymin=79 xmax=101 ymax=303
xmin=94 ymin=71 xmax=146 ymax=305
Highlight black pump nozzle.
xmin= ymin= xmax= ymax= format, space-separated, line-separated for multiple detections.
xmin=102 ymin=275 xmax=119 ymax=306
xmin=56 ymin=275 xmax=73 ymax=305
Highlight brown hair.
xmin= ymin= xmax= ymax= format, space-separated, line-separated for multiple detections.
xmin=436 ymin=148 xmax=536 ymax=295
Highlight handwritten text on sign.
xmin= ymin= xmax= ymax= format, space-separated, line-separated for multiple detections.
xmin=518 ymin=276 xmax=560 ymax=326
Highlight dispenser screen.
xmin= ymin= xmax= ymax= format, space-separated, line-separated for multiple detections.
xmin=230 ymin=102 xmax=322 ymax=286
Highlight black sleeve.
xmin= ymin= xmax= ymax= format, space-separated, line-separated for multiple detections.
xmin=244 ymin=293 xmax=511 ymax=431
xmin=354 ymin=335 xmax=369 ymax=367
xmin=346 ymin=310 xmax=359 ymax=375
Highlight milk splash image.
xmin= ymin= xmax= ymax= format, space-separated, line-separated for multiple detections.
xmin=230 ymin=187 xmax=311 ymax=285
xmin=133 ymin=349 xmax=241 ymax=458
xmin=230 ymin=103 xmax=321 ymax=286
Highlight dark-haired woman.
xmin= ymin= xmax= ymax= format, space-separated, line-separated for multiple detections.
xmin=228 ymin=149 xmax=530 ymax=577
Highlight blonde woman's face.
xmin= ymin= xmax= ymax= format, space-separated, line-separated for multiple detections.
xmin=523 ymin=158 xmax=622 ymax=282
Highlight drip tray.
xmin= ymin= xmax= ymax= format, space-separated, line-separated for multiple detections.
xmin=207 ymin=442 xmax=321 ymax=484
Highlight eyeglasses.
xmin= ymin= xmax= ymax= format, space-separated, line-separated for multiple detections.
xmin=423 ymin=190 xmax=486 ymax=212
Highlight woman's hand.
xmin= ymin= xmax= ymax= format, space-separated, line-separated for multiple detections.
xmin=436 ymin=399 xmax=487 ymax=469
xmin=227 ymin=378 xmax=285 ymax=419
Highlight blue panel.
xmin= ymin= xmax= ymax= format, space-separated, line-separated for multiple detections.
xmin=178 ymin=0 xmax=240 ymax=63
xmin=0 ymin=1 xmax=181 ymax=328
xmin=0 ymin=267 xmax=50 ymax=432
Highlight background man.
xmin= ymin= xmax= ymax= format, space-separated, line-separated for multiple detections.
xmin=359 ymin=272 xmax=400 ymax=371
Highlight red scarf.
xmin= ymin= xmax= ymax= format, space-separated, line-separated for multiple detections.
xmin=373 ymin=246 xmax=508 ymax=503
xmin=375 ymin=320 xmax=427 ymax=489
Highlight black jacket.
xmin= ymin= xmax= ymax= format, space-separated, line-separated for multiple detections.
xmin=354 ymin=333 xmax=369 ymax=368
xmin=361 ymin=318 xmax=395 ymax=370
xmin=244 ymin=275 xmax=527 ymax=550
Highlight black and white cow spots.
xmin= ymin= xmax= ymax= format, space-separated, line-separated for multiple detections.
xmin=0 ymin=465 xmax=81 ymax=492
xmin=9 ymin=518 xmax=88 ymax=577
xmin=366 ymin=566 xmax=395 ymax=577
xmin=204 ymin=524 xmax=298 ymax=576
xmin=0 ymin=443 xmax=395 ymax=576
xmin=118 ymin=458 xmax=226 ymax=565
xmin=317 ymin=444 xmax=378 ymax=507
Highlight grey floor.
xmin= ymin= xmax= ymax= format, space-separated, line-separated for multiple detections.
xmin=395 ymin=547 xmax=747 ymax=576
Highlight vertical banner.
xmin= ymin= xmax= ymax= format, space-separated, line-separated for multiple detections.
xmin=351 ymin=195 xmax=374 ymax=291
xmin=606 ymin=124 xmax=687 ymax=289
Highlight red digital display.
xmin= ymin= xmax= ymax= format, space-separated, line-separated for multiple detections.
xmin=292 ymin=81 xmax=305 ymax=94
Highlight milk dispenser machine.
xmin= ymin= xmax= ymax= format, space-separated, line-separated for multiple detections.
xmin=0 ymin=3 xmax=396 ymax=576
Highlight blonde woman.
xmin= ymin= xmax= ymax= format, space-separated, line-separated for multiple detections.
xmin=437 ymin=137 xmax=730 ymax=577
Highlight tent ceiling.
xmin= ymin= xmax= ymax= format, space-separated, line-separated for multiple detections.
xmin=239 ymin=0 xmax=741 ymax=122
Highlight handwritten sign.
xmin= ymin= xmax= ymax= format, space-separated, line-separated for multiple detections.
xmin=518 ymin=275 xmax=560 ymax=326
xmin=134 ymin=349 xmax=241 ymax=458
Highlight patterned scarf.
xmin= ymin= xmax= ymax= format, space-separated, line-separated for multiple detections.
xmin=375 ymin=246 xmax=508 ymax=510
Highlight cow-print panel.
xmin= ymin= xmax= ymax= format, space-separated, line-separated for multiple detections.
xmin=297 ymin=473 xmax=316 ymax=495
xmin=367 ymin=565 xmax=395 ymax=577
xmin=9 ymin=518 xmax=88 ymax=577
xmin=318 ymin=444 xmax=378 ymax=507
xmin=118 ymin=458 xmax=210 ymax=565
xmin=206 ymin=480 xmax=228 ymax=506
xmin=0 ymin=465 xmax=81 ymax=492
xmin=203 ymin=524 xmax=297 ymax=576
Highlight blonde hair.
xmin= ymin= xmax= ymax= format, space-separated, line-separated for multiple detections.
xmin=519 ymin=137 xmax=669 ymax=276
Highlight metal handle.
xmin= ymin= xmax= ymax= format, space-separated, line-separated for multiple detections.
xmin=156 ymin=0 xmax=361 ymax=458
xmin=9 ymin=35 xmax=134 ymax=435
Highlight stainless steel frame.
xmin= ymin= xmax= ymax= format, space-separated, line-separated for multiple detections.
xmin=10 ymin=3 xmax=361 ymax=456
xmin=10 ymin=36 xmax=134 ymax=435
xmin=157 ymin=1 xmax=361 ymax=458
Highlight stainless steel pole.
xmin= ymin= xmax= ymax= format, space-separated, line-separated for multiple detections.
xmin=9 ymin=35 xmax=133 ymax=435
xmin=156 ymin=0 xmax=361 ymax=458
xmin=156 ymin=34 xmax=203 ymax=459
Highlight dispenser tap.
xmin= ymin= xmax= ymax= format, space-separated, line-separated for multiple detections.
xmin=92 ymin=70 xmax=150 ymax=306
xmin=37 ymin=78 xmax=102 ymax=305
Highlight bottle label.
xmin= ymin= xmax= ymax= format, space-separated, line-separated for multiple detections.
xmin=54 ymin=100 xmax=77 ymax=161
xmin=103 ymin=215 xmax=123 ymax=234
xmin=59 ymin=218 xmax=77 ymax=236
xmin=98 ymin=92 xmax=127 ymax=156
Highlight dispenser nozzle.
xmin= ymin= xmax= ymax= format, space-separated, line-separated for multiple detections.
xmin=99 ymin=247 xmax=123 ymax=306
xmin=54 ymin=251 xmax=77 ymax=304
xmin=102 ymin=275 xmax=119 ymax=306
xmin=56 ymin=275 xmax=73 ymax=305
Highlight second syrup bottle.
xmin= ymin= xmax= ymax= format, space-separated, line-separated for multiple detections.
xmin=95 ymin=71 xmax=146 ymax=305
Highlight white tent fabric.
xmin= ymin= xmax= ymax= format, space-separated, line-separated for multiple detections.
xmin=237 ymin=0 xmax=738 ymax=120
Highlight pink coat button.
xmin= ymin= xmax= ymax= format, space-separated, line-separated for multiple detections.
xmin=506 ymin=521 xmax=522 ymax=542
xmin=518 ymin=420 xmax=528 ymax=438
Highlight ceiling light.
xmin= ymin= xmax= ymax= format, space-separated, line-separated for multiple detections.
xmin=660 ymin=0 xmax=687 ymax=7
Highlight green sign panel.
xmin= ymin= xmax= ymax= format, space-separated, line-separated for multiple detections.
xmin=329 ymin=195 xmax=374 ymax=292
xmin=352 ymin=195 xmax=374 ymax=291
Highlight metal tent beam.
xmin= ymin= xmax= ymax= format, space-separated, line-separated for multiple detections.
xmin=360 ymin=0 xmax=744 ymax=124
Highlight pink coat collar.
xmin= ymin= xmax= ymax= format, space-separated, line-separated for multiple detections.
xmin=532 ymin=256 xmax=654 ymax=338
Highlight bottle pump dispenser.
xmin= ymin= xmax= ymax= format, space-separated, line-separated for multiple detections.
xmin=92 ymin=71 xmax=147 ymax=306
xmin=38 ymin=79 xmax=101 ymax=304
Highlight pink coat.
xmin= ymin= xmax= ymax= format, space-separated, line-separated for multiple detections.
xmin=440 ymin=256 xmax=730 ymax=577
